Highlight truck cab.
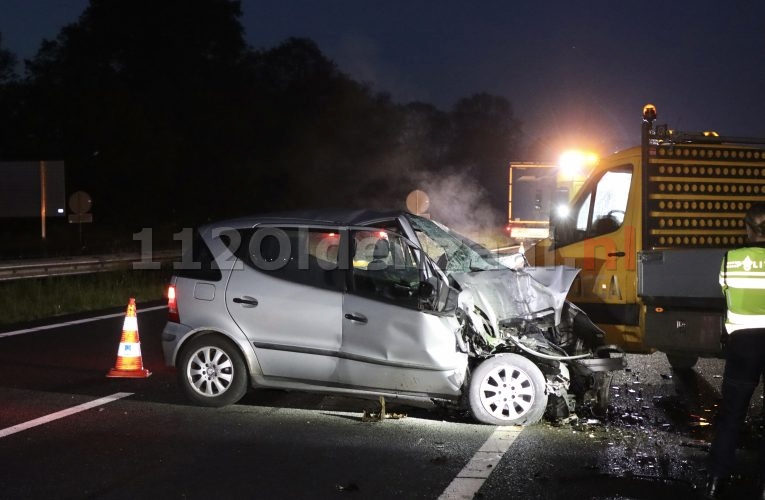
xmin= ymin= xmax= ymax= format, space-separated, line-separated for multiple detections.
xmin=527 ymin=104 xmax=765 ymax=369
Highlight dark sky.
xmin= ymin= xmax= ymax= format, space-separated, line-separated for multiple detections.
xmin=2 ymin=0 xmax=765 ymax=156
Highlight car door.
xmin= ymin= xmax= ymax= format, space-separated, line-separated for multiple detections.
xmin=226 ymin=225 xmax=345 ymax=383
xmin=338 ymin=229 xmax=466 ymax=397
xmin=550 ymin=164 xmax=640 ymax=346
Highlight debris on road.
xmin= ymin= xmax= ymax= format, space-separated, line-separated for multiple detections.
xmin=335 ymin=482 xmax=360 ymax=492
xmin=361 ymin=396 xmax=407 ymax=422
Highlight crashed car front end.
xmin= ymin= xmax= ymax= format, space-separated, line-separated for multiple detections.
xmin=403 ymin=213 xmax=626 ymax=424
xmin=454 ymin=266 xmax=625 ymax=419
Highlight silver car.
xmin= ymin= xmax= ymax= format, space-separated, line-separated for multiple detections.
xmin=162 ymin=210 xmax=624 ymax=425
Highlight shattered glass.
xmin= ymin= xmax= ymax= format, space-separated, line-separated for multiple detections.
xmin=405 ymin=212 xmax=580 ymax=348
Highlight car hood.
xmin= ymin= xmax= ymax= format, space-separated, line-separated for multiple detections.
xmin=451 ymin=266 xmax=580 ymax=347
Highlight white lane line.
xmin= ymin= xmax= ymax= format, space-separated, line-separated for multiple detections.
xmin=0 ymin=305 xmax=167 ymax=338
xmin=439 ymin=425 xmax=524 ymax=500
xmin=0 ymin=392 xmax=134 ymax=439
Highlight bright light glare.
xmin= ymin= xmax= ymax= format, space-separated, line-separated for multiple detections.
xmin=555 ymin=204 xmax=570 ymax=218
xmin=558 ymin=150 xmax=598 ymax=178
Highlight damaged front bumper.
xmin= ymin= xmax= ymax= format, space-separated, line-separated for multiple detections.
xmin=451 ymin=265 xmax=627 ymax=420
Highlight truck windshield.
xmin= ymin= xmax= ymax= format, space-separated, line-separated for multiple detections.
xmin=404 ymin=214 xmax=506 ymax=273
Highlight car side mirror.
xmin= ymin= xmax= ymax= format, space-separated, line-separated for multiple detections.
xmin=419 ymin=276 xmax=459 ymax=313
xmin=419 ymin=278 xmax=436 ymax=299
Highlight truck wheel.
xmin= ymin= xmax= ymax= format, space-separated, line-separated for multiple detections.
xmin=468 ymin=354 xmax=548 ymax=426
xmin=177 ymin=334 xmax=248 ymax=407
xmin=666 ymin=353 xmax=698 ymax=371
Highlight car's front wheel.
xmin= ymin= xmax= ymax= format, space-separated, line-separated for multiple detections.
xmin=468 ymin=353 xmax=548 ymax=426
xmin=177 ymin=334 xmax=248 ymax=407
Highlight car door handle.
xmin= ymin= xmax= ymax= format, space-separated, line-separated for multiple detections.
xmin=608 ymin=251 xmax=626 ymax=257
xmin=344 ymin=313 xmax=368 ymax=324
xmin=233 ymin=296 xmax=258 ymax=307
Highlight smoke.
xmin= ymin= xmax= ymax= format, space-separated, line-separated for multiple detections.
xmin=412 ymin=167 xmax=502 ymax=238
xmin=350 ymin=150 xmax=501 ymax=235
xmin=346 ymin=111 xmax=506 ymax=244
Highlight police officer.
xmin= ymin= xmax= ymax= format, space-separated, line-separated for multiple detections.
xmin=706 ymin=202 xmax=765 ymax=498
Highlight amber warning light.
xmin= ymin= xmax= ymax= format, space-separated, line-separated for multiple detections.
xmin=643 ymin=103 xmax=657 ymax=121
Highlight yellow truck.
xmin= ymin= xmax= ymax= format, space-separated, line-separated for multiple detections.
xmin=527 ymin=104 xmax=765 ymax=369
xmin=506 ymin=156 xmax=592 ymax=242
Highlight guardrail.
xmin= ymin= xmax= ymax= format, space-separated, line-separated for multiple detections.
xmin=0 ymin=245 xmax=522 ymax=282
xmin=0 ymin=250 xmax=182 ymax=281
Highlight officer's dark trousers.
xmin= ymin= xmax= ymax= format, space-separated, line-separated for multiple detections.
xmin=708 ymin=329 xmax=765 ymax=478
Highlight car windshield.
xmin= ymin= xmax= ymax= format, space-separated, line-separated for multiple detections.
xmin=404 ymin=213 xmax=506 ymax=273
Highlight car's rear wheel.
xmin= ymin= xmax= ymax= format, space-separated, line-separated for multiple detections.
xmin=178 ymin=334 xmax=248 ymax=407
xmin=468 ymin=353 xmax=548 ymax=426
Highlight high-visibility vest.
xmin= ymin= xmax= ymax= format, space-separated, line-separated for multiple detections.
xmin=720 ymin=246 xmax=765 ymax=333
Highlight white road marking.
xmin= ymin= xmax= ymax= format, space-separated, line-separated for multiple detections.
xmin=439 ymin=425 xmax=524 ymax=500
xmin=0 ymin=305 xmax=167 ymax=338
xmin=0 ymin=392 xmax=134 ymax=439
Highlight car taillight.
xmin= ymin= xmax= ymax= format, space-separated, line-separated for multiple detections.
xmin=167 ymin=285 xmax=180 ymax=323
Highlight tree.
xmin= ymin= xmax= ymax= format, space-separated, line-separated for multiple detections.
xmin=245 ymin=38 xmax=408 ymax=211
xmin=7 ymin=0 xmax=525 ymax=235
xmin=447 ymin=93 xmax=522 ymax=221
xmin=22 ymin=0 xmax=251 ymax=225
xmin=399 ymin=102 xmax=451 ymax=173
xmin=0 ymin=34 xmax=22 ymax=162
xmin=0 ymin=33 xmax=17 ymax=84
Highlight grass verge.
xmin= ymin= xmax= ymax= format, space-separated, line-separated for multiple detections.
xmin=0 ymin=267 xmax=172 ymax=326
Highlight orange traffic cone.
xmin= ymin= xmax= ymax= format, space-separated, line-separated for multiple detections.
xmin=107 ymin=298 xmax=151 ymax=378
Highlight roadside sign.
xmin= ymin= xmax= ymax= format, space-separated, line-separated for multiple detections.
xmin=69 ymin=191 xmax=93 ymax=215
xmin=406 ymin=189 xmax=430 ymax=215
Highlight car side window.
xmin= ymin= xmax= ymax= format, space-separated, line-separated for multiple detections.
xmin=175 ymin=228 xmax=222 ymax=281
xmin=350 ymin=230 xmax=423 ymax=308
xmin=235 ymin=226 xmax=344 ymax=291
